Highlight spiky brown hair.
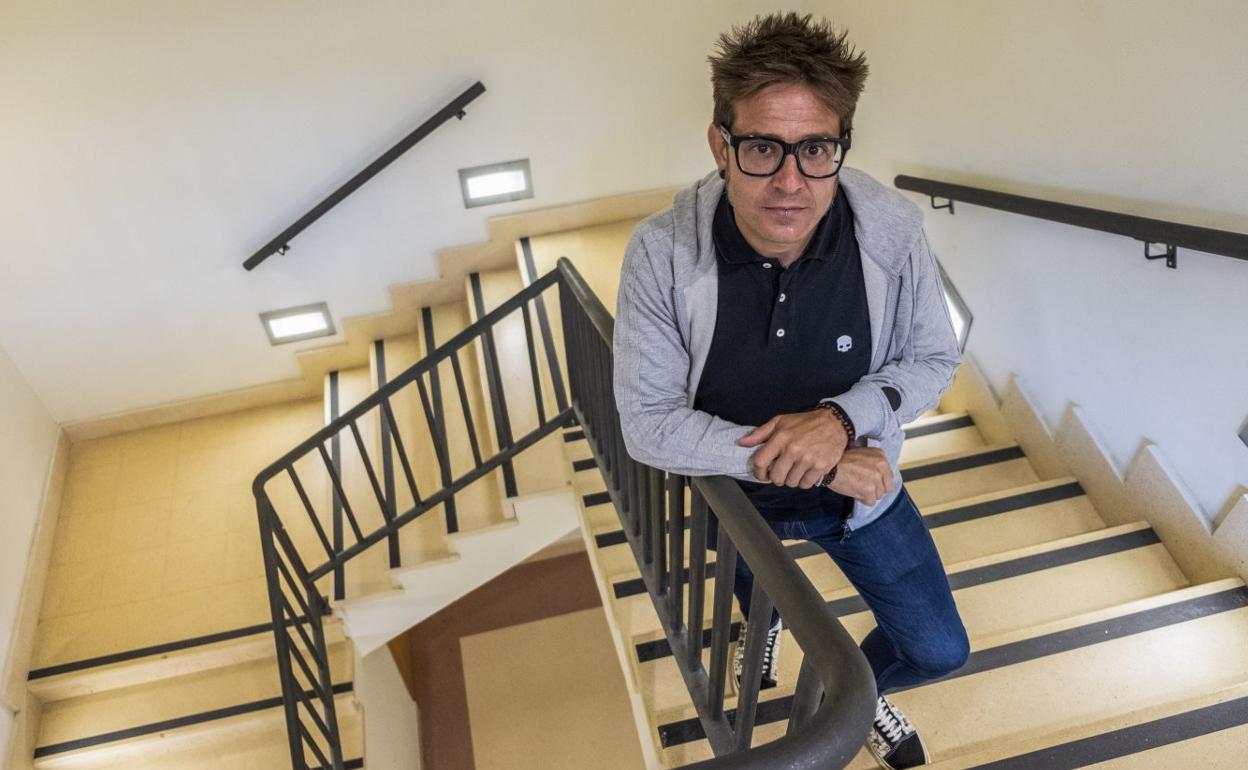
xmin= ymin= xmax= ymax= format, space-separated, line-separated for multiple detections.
xmin=709 ymin=13 xmax=868 ymax=133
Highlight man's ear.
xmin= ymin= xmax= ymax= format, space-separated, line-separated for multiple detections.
xmin=707 ymin=123 xmax=728 ymax=179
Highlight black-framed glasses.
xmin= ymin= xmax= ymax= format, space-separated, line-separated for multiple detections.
xmin=718 ymin=124 xmax=851 ymax=179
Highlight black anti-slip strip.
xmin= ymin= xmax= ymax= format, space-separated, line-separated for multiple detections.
xmin=573 ymin=458 xmax=597 ymax=472
xmin=583 ymin=491 xmax=612 ymax=507
xmin=34 ymin=682 xmax=355 ymax=758
xmin=595 ymin=529 xmax=628 ymax=548
xmin=564 ymin=429 xmax=586 ymax=442
xmin=28 ymin=623 xmax=274 ymax=680
xmin=657 ymin=587 xmax=1248 ymax=747
xmin=904 ymin=414 xmax=975 ymax=439
xmin=311 ymin=760 xmax=365 ymax=770
xmin=968 ymin=694 xmax=1248 ymax=769
xmin=901 ymin=445 xmax=1026 ymax=482
xmin=633 ymin=528 xmax=1157 ymax=663
xmin=925 ymin=481 xmax=1084 ymax=529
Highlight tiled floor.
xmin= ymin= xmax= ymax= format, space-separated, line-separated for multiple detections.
xmin=34 ymin=399 xmax=324 ymax=669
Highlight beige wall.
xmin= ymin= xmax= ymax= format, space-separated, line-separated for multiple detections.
xmin=0 ymin=344 xmax=60 ymax=756
xmin=811 ymin=0 xmax=1248 ymax=518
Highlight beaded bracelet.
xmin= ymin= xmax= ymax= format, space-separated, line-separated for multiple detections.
xmin=814 ymin=401 xmax=856 ymax=488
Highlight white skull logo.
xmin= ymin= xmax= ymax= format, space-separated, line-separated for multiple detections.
xmin=836 ymin=335 xmax=853 ymax=353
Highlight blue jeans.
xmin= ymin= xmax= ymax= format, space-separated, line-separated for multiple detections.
xmin=713 ymin=486 xmax=969 ymax=694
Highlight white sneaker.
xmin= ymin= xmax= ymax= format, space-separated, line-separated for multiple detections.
xmin=732 ymin=618 xmax=782 ymax=692
xmin=867 ymin=696 xmax=930 ymax=769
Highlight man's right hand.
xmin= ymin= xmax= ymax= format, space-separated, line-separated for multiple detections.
xmin=827 ymin=447 xmax=894 ymax=506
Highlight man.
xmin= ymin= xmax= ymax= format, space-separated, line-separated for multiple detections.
xmin=612 ymin=13 xmax=968 ymax=770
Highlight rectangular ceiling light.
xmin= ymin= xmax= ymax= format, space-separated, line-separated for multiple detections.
xmin=459 ymin=159 xmax=533 ymax=208
xmin=260 ymin=302 xmax=336 ymax=345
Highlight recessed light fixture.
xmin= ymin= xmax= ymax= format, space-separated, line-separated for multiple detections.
xmin=459 ymin=159 xmax=533 ymax=208
xmin=260 ymin=302 xmax=336 ymax=345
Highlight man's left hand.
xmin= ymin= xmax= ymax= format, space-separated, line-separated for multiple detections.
xmin=737 ymin=409 xmax=850 ymax=487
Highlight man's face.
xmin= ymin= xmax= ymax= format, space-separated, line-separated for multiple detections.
xmin=708 ymin=82 xmax=842 ymax=262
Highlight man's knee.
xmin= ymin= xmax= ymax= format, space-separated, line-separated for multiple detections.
xmin=903 ymin=626 xmax=969 ymax=679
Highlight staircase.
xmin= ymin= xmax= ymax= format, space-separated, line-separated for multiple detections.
xmin=18 ymin=204 xmax=1248 ymax=770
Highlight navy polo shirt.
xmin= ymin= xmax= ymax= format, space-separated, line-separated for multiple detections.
xmin=693 ymin=188 xmax=872 ymax=521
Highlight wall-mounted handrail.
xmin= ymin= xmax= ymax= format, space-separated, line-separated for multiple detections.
xmin=895 ymin=174 xmax=1248 ymax=270
xmin=243 ymin=81 xmax=486 ymax=271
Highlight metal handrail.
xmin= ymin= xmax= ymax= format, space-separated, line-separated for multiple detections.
xmin=556 ymin=257 xmax=877 ymax=767
xmin=243 ymin=81 xmax=486 ymax=271
xmin=255 ymin=267 xmax=571 ymax=770
xmin=255 ymin=259 xmax=876 ymax=770
xmin=895 ymin=174 xmax=1248 ymax=270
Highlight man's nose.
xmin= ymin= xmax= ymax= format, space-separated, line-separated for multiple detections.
xmin=770 ymin=151 xmax=805 ymax=193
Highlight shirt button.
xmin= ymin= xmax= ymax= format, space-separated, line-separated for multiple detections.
xmin=778 ymin=293 xmax=787 ymax=302
xmin=762 ymin=262 xmax=773 ymax=269
xmin=775 ymin=328 xmax=785 ymax=338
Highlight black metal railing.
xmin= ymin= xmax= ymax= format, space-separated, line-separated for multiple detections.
xmin=255 ymin=259 xmax=876 ymax=769
xmin=895 ymin=174 xmax=1248 ymax=270
xmin=558 ymin=258 xmax=877 ymax=767
xmin=254 ymin=268 xmax=571 ymax=770
xmin=244 ymin=81 xmax=486 ymax=271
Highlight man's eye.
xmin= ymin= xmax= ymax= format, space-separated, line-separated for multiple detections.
xmin=802 ymin=143 xmax=831 ymax=158
xmin=744 ymin=141 xmax=776 ymax=156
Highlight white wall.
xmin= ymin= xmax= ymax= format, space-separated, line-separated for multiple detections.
xmin=0 ymin=0 xmax=788 ymax=423
xmin=811 ymin=0 xmax=1248 ymax=519
xmin=355 ymin=646 xmax=422 ymax=770
xmin=0 ymin=345 xmax=60 ymax=757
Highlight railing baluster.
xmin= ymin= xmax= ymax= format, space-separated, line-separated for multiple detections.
xmin=734 ymin=581 xmax=774 ymax=750
xmin=469 ymin=273 xmax=518 ymax=497
xmin=298 ymin=722 xmax=333 ymax=770
xmin=787 ymin=656 xmax=825 ymax=736
xmin=304 ymin=588 xmax=343 ymax=770
xmin=449 ymin=350 xmax=484 ymax=467
xmin=348 ymin=420 xmax=392 ymax=526
xmin=668 ymin=474 xmax=686 ymax=631
xmin=373 ymin=340 xmax=400 ymax=569
xmin=521 ymin=301 xmax=547 ymax=426
xmin=707 ymin=523 xmax=738 ymax=719
xmin=316 ymin=443 xmax=366 ymax=543
xmin=650 ymin=467 xmax=666 ymax=593
xmin=687 ymin=487 xmax=709 ymax=672
xmin=380 ymin=399 xmax=422 ymax=506
xmin=284 ymin=468 xmax=336 ymax=562
xmin=416 ymin=373 xmax=458 ymax=533
xmin=257 ymin=499 xmax=308 ymax=769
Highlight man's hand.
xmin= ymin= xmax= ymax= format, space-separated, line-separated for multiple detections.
xmin=737 ymin=409 xmax=850 ymax=488
xmin=827 ymin=447 xmax=895 ymax=506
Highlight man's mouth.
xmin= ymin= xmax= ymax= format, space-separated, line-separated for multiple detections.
xmin=764 ymin=205 xmax=806 ymax=214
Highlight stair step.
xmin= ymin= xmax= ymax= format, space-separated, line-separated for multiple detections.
xmin=35 ymin=639 xmax=352 ymax=749
xmin=605 ymin=478 xmax=1105 ymax=638
xmin=28 ymin=619 xmax=345 ymax=703
xmin=900 ymin=443 xmax=1040 ymax=507
xmin=633 ymin=522 xmax=1187 ymax=716
xmin=926 ymin=680 xmax=1248 ymax=769
xmin=655 ymin=579 xmax=1248 ymax=767
xmin=900 ymin=411 xmax=987 ymax=463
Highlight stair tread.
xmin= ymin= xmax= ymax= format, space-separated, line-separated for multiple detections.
xmin=605 ymin=486 xmax=1109 ymax=639
xmin=656 ymin=579 xmax=1248 ymax=767
xmin=635 ymin=522 xmax=1189 ymax=715
xmin=925 ymin=679 xmax=1248 ymax=769
xmin=36 ymin=642 xmax=352 ymax=748
xmin=34 ymin=685 xmax=359 ymax=768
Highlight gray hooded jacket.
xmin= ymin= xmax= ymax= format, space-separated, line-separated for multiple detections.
xmin=612 ymin=167 xmax=960 ymax=530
